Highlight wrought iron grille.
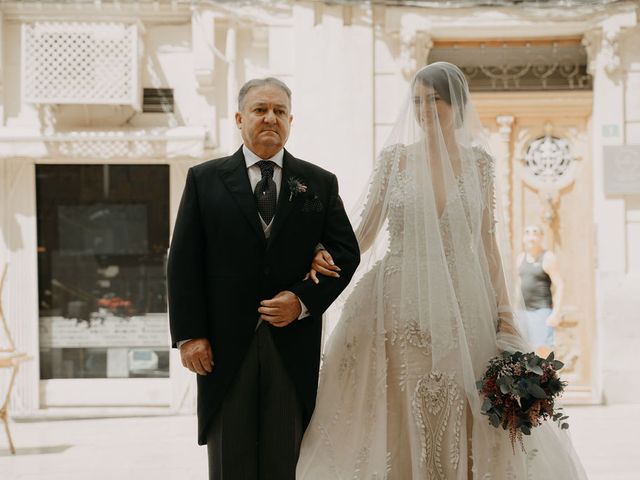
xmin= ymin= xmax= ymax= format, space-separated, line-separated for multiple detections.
xmin=429 ymin=39 xmax=592 ymax=91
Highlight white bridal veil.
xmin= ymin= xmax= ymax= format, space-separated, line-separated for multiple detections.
xmin=297 ymin=62 xmax=587 ymax=479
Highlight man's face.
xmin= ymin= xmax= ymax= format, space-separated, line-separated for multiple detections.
xmin=235 ymin=85 xmax=292 ymax=159
xmin=523 ymin=225 xmax=544 ymax=250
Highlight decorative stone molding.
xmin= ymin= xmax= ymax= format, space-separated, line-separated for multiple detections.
xmin=522 ymin=123 xmax=578 ymax=192
xmin=582 ymin=16 xmax=636 ymax=80
xmin=496 ymin=115 xmax=514 ymax=142
xmin=582 ymin=25 xmax=623 ymax=78
xmin=38 ymin=105 xmax=58 ymax=136
xmin=399 ymin=31 xmax=433 ymax=80
xmin=581 ymin=29 xmax=601 ymax=77
xmin=2 ymin=0 xmax=191 ymax=23
xmin=518 ymin=123 xmax=579 ymax=228
xmin=600 ymin=27 xmax=622 ymax=77
xmin=0 ymin=128 xmax=207 ymax=160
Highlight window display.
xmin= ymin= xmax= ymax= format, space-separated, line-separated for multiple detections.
xmin=36 ymin=165 xmax=170 ymax=379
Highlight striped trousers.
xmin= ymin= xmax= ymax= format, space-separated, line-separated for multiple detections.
xmin=206 ymin=322 xmax=304 ymax=480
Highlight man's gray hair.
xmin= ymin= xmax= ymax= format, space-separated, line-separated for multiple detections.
xmin=238 ymin=77 xmax=292 ymax=111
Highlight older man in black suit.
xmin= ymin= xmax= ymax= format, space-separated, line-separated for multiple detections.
xmin=167 ymin=77 xmax=360 ymax=480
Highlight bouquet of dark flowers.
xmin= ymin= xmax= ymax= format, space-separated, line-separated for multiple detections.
xmin=477 ymin=350 xmax=569 ymax=451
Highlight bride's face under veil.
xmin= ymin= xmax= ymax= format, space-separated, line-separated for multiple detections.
xmin=409 ymin=64 xmax=477 ymax=214
xmin=413 ymin=82 xmax=455 ymax=137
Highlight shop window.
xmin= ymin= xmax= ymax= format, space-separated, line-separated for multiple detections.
xmin=36 ymin=165 xmax=170 ymax=379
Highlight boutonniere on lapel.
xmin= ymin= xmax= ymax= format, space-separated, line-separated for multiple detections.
xmin=287 ymin=176 xmax=324 ymax=212
xmin=287 ymin=177 xmax=308 ymax=202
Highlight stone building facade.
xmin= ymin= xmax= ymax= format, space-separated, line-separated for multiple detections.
xmin=0 ymin=0 xmax=638 ymax=416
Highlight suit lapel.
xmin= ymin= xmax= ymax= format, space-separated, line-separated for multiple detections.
xmin=267 ymin=150 xmax=304 ymax=250
xmin=220 ymin=147 xmax=267 ymax=246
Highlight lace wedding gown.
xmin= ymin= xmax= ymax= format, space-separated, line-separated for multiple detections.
xmin=296 ymin=145 xmax=587 ymax=479
xmin=297 ymin=63 xmax=587 ymax=480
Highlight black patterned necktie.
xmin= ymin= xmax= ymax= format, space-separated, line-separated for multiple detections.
xmin=254 ymin=160 xmax=277 ymax=225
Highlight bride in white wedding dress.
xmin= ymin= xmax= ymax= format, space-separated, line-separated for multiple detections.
xmin=296 ymin=62 xmax=587 ymax=479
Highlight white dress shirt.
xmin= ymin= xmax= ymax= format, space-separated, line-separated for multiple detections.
xmin=243 ymin=145 xmax=283 ymax=238
xmin=177 ymin=145 xmax=309 ymax=349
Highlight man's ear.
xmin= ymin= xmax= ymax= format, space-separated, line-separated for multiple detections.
xmin=289 ymin=114 xmax=293 ymax=125
xmin=235 ymin=111 xmax=243 ymax=129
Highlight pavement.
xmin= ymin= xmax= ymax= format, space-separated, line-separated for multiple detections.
xmin=1 ymin=404 xmax=639 ymax=479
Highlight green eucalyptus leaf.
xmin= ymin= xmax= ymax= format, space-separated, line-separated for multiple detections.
xmin=490 ymin=414 xmax=501 ymax=428
xmin=528 ymin=383 xmax=548 ymax=399
xmin=517 ymin=378 xmax=531 ymax=395
xmin=526 ymin=363 xmax=544 ymax=375
xmin=498 ymin=375 xmax=514 ymax=394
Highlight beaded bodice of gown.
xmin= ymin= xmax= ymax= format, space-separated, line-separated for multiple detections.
xmin=382 ymin=144 xmax=494 ymax=258
xmin=386 ymin=170 xmax=414 ymax=261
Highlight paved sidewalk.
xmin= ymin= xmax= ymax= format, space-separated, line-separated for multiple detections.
xmin=0 ymin=405 xmax=638 ymax=479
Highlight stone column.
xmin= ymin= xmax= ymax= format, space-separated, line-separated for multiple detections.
xmin=399 ymin=31 xmax=433 ymax=80
xmin=3 ymin=160 xmax=40 ymax=414
xmin=191 ymin=8 xmax=218 ymax=149
xmin=583 ymin=10 xmax=639 ymax=403
xmin=226 ymin=19 xmax=240 ymax=154
xmin=495 ymin=114 xmax=515 ymax=245
xmin=0 ymin=11 xmax=4 ymax=127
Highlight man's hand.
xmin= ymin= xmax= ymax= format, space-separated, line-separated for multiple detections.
xmin=179 ymin=338 xmax=214 ymax=375
xmin=303 ymin=249 xmax=341 ymax=284
xmin=258 ymin=291 xmax=302 ymax=327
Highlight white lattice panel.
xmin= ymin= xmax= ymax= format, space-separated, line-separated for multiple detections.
xmin=22 ymin=22 xmax=140 ymax=107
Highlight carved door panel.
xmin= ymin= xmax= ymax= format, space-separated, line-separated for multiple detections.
xmin=476 ymin=92 xmax=596 ymax=402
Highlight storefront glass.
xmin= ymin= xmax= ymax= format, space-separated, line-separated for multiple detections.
xmin=36 ymin=165 xmax=170 ymax=379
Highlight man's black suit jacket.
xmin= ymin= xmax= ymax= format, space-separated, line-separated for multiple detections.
xmin=167 ymin=146 xmax=360 ymax=445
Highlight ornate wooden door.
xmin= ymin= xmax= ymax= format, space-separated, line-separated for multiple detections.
xmin=475 ymin=91 xmax=596 ymax=402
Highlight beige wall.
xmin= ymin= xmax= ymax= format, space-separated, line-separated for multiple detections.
xmin=1 ymin=1 xmax=639 ymax=413
xmin=596 ymin=22 xmax=640 ymax=403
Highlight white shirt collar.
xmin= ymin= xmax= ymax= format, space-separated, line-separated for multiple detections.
xmin=243 ymin=145 xmax=284 ymax=169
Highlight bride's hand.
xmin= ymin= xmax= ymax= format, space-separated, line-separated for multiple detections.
xmin=304 ymin=249 xmax=341 ymax=284
xmin=496 ymin=315 xmax=518 ymax=336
